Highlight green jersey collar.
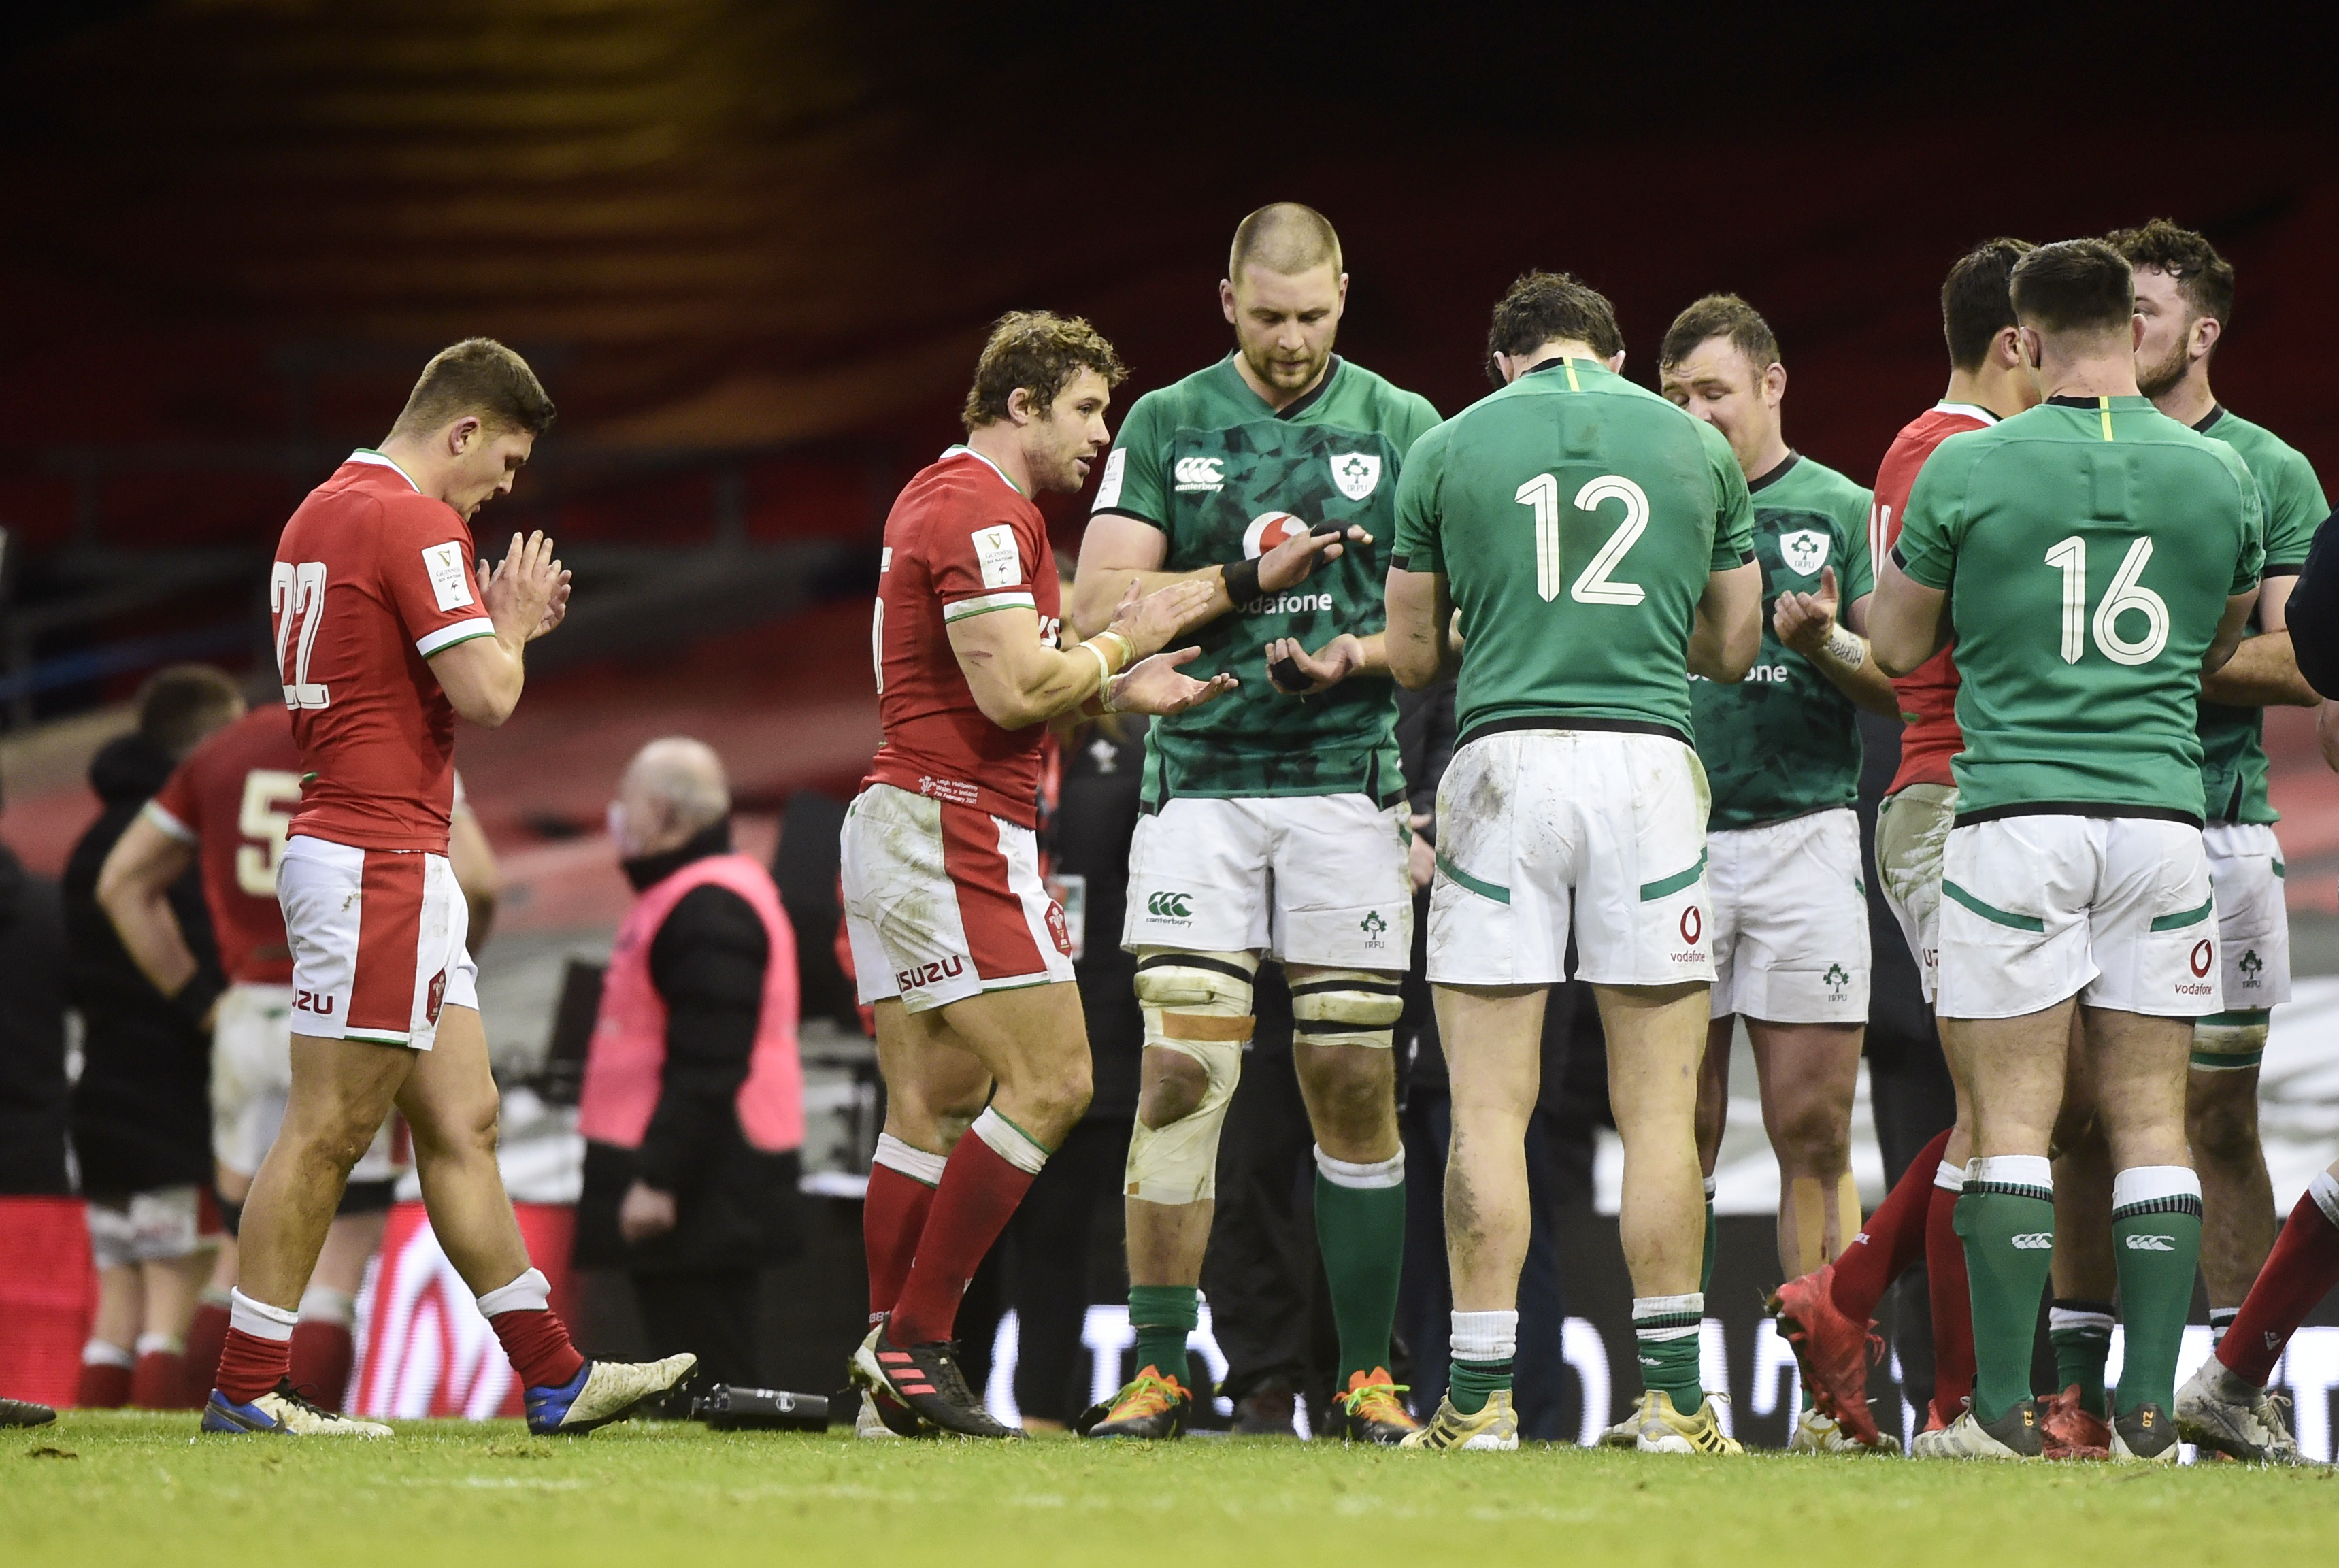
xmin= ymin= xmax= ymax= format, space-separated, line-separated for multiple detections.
xmin=939 ymin=443 xmax=1027 ymax=497
xmin=1218 ymin=352 xmax=1344 ymax=422
xmin=1521 ymin=356 xmax=1609 ymax=390
xmin=1748 ymin=451 xmax=1801 ymax=495
xmin=347 ymin=448 xmax=420 ymax=492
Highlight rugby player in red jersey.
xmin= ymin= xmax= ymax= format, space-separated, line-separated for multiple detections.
xmin=1765 ymin=239 xmax=2040 ymax=1449
xmin=842 ymin=312 xmax=1233 ymax=1438
xmin=199 ymin=339 xmax=692 ymax=1437
xmin=100 ymin=705 xmax=499 ymax=1409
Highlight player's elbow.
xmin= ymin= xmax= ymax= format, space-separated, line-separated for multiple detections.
xmin=1389 ymin=641 xmax=1438 ymax=690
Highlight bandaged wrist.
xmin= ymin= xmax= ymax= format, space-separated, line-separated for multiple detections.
xmin=1076 ymin=640 xmax=1115 ymax=695
xmin=1821 ymin=624 xmax=1866 ymax=670
xmin=1222 ymin=557 xmax=1261 ymax=605
xmin=1092 ymin=629 xmax=1133 ymax=673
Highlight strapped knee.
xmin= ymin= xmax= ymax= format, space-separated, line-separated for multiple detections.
xmin=2191 ymin=1018 xmax=2268 ymax=1073
xmin=1289 ymin=968 xmax=1404 ymax=1051
xmin=1128 ymin=949 xmax=1255 ymax=1205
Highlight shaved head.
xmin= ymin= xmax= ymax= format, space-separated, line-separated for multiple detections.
xmin=1228 ymin=203 xmax=1343 ymax=282
xmin=615 ymin=736 xmax=730 ymax=856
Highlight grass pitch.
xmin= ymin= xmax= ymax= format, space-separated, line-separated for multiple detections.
xmin=10 ymin=1412 xmax=2337 ymax=1567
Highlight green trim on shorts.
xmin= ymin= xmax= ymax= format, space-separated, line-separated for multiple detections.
xmin=2274 ymin=859 xmax=2287 ymax=878
xmin=1638 ymin=850 xmax=1708 ymax=903
xmin=1436 ymin=852 xmax=1510 ymax=905
xmin=1940 ymin=879 xmax=2044 ymax=932
xmin=343 ymin=1029 xmax=412 ymax=1046
xmin=2149 ymin=897 xmax=2215 ymax=932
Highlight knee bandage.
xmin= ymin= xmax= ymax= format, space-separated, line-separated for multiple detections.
xmin=1127 ymin=950 xmax=1255 ymax=1205
xmin=1288 ymin=968 xmax=1404 ymax=1051
xmin=2192 ymin=1018 xmax=2269 ymax=1073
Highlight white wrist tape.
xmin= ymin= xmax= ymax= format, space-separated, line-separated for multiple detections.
xmin=1822 ymin=624 xmax=1866 ymax=669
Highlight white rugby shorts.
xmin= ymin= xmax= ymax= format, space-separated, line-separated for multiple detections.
xmin=212 ymin=982 xmax=407 ymax=1181
xmin=1427 ymin=728 xmax=1714 ymax=988
xmin=1121 ymin=793 xmax=1412 ymax=969
xmin=2204 ymin=820 xmax=2289 ymax=1015
xmin=1936 ymin=814 xmax=2219 ymax=1020
xmin=840 ymin=782 xmax=1075 ymax=1013
xmin=279 ymin=835 xmax=478 ymax=1052
xmin=86 ymin=1186 xmax=212 ymax=1269
xmin=1707 ymin=807 xmax=1870 ymax=1024
xmin=1876 ymin=782 xmax=1955 ymax=1004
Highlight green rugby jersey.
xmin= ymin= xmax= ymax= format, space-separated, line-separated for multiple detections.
xmin=1895 ymin=395 xmax=2265 ymax=821
xmin=1691 ymin=453 xmax=1876 ymax=830
xmin=1391 ymin=357 xmax=1755 ymax=748
xmin=2193 ymin=407 xmax=2326 ymax=824
xmin=1093 ymin=354 xmax=1439 ymax=803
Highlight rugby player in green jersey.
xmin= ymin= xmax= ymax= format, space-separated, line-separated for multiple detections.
xmin=1068 ymin=205 xmax=1440 ymax=1442
xmin=1657 ymin=295 xmax=1900 ymax=1454
xmin=1872 ymin=239 xmax=2263 ymax=1462
xmin=1387 ymin=271 xmax=1761 ymax=1452
xmin=2035 ymin=222 xmax=2334 ymax=1447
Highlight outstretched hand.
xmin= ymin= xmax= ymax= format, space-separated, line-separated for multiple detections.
xmin=1257 ymin=524 xmax=1371 ymax=595
xmin=1110 ymin=646 xmax=1238 ymax=716
xmin=1265 ymin=633 xmax=1364 ymax=695
xmin=479 ymin=531 xmax=571 ymax=644
xmin=1107 ymin=576 xmax=1215 ymax=661
xmin=1773 ymin=565 xmax=1840 ymax=656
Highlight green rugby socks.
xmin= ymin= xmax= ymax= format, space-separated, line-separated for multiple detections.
xmin=1635 ymin=1293 xmax=1705 ymax=1413
xmin=1956 ymin=1155 xmax=2055 ymax=1425
xmin=1448 ymin=1309 xmax=1516 ymax=1415
xmin=1128 ymin=1284 xmax=1198 ymax=1386
xmin=1314 ymin=1146 xmax=1407 ymax=1386
xmin=2048 ymin=1299 xmax=2114 ymax=1418
xmin=2110 ymin=1165 xmax=2204 ymax=1417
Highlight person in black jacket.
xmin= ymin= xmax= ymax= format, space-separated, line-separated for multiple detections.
xmin=0 ymin=829 xmax=69 ymax=1199
xmin=575 ymin=738 xmax=802 ymax=1395
xmin=64 ymin=665 xmax=242 ymax=1408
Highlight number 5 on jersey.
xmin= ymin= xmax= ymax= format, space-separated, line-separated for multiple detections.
xmin=1514 ymin=473 xmax=1648 ymax=605
xmin=273 ymin=560 xmax=330 ymax=710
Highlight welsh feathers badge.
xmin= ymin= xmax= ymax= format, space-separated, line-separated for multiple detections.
xmin=1778 ymin=529 xmax=1829 ymax=577
xmin=1329 ymin=452 xmax=1381 ymax=501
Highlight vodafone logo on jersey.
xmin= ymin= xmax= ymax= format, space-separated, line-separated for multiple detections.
xmin=1242 ymin=512 xmax=1310 ymax=559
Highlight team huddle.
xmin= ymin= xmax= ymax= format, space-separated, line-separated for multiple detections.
xmin=841 ymin=203 xmax=2338 ymax=1463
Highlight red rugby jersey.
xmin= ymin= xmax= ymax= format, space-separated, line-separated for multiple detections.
xmin=1873 ymin=403 xmax=1995 ymax=794
xmin=862 ymin=446 xmax=1061 ymax=828
xmin=146 ymin=705 xmax=302 ymax=986
xmin=271 ymin=451 xmax=497 ymax=852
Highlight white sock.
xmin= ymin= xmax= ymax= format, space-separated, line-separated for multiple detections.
xmin=1968 ymin=1154 xmax=2053 ymax=1197
xmin=874 ymin=1133 xmax=949 ymax=1186
xmin=229 ymin=1287 xmax=299 ymax=1342
xmin=299 ymin=1286 xmax=357 ymax=1329
xmin=1314 ymin=1146 xmax=1405 ymax=1189
xmin=134 ymin=1331 xmax=184 ymax=1358
xmin=969 ymin=1107 xmax=1049 ymax=1175
xmin=474 ymin=1267 xmax=552 ymax=1318
xmin=1934 ymin=1158 xmax=1965 ymax=1193
xmin=82 ymin=1339 xmax=134 ymax=1369
xmin=1450 ymin=1309 xmax=1517 ymax=1363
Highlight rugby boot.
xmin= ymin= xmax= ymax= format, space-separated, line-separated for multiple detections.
xmin=527 ymin=1354 xmax=698 ymax=1436
xmin=202 ymin=1379 xmax=392 ymax=1437
xmin=2108 ymin=1402 xmax=2180 ymax=1463
xmin=0 ymin=1398 xmax=55 ymax=1427
xmin=2036 ymin=1384 xmax=2111 ymax=1460
xmin=1399 ymin=1390 xmax=1519 ymax=1452
xmin=850 ymin=1327 xmax=1021 ymax=1439
xmin=1595 ymin=1391 xmax=1650 ymax=1448
xmin=1789 ymin=1406 xmax=1901 ymax=1454
xmin=855 ymin=1387 xmax=927 ymax=1440
xmin=2176 ymin=1360 xmax=2302 ymax=1465
xmin=1074 ymin=1365 xmax=1191 ymax=1440
xmin=1911 ymin=1401 xmax=2041 ymax=1460
xmin=1630 ymin=1390 xmax=1744 ymax=1454
xmin=1323 ymin=1368 xmax=1421 ymax=1445
xmin=1768 ymin=1265 xmax=1885 ymax=1446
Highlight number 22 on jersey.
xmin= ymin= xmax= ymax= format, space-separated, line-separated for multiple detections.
xmin=272 ymin=560 xmax=330 ymax=710
xmin=1514 ymin=473 xmax=1649 ymax=605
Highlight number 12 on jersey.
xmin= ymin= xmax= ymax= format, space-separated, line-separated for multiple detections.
xmin=272 ymin=561 xmax=330 ymax=710
xmin=1514 ymin=473 xmax=1648 ymax=605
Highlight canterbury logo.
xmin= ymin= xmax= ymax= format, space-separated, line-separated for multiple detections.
xmin=2124 ymin=1233 xmax=2177 ymax=1252
xmin=1148 ymin=891 xmax=1194 ymax=918
xmin=2010 ymin=1233 xmax=2053 ymax=1250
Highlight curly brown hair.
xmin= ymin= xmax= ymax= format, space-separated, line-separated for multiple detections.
xmin=1659 ymin=293 xmax=1779 ymax=377
xmin=961 ymin=311 xmax=1127 ymax=432
xmin=2106 ymin=218 xmax=2234 ymax=325
xmin=1482 ymin=271 xmax=1623 ymax=386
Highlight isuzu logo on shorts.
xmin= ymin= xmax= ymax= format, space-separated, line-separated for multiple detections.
xmin=897 ymin=956 xmax=965 ymax=991
xmin=1148 ymin=891 xmax=1194 ymax=919
xmin=293 ymin=988 xmax=336 ymax=1016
